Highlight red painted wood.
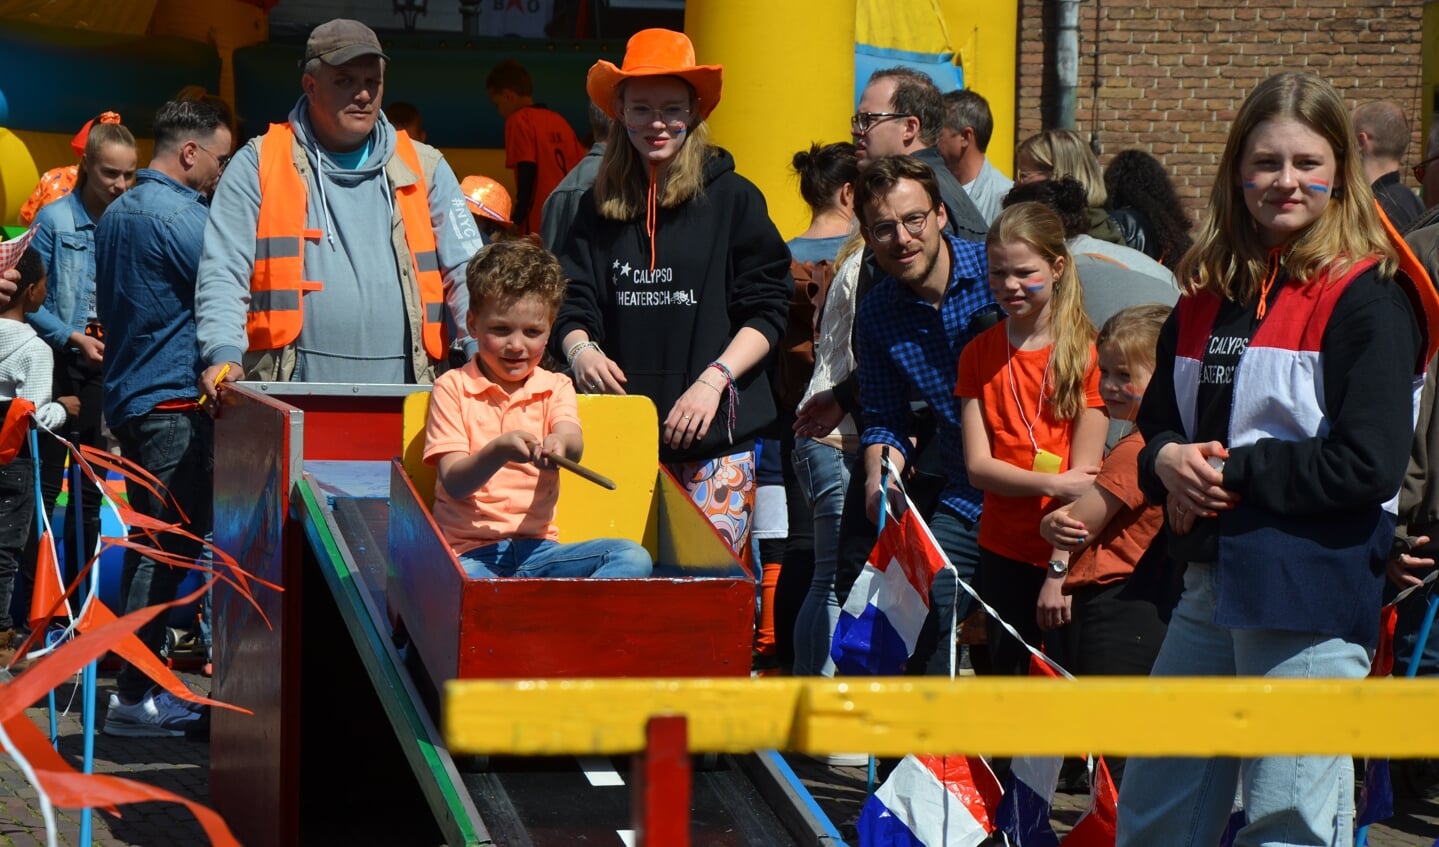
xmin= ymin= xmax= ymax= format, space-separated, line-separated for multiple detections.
xmin=211 ymin=387 xmax=302 ymax=847
xmin=456 ymin=578 xmax=754 ymax=679
xmin=387 ymin=461 xmax=464 ymax=690
xmin=278 ymin=394 xmax=406 ymax=461
xmin=633 ymin=716 xmax=691 ymax=847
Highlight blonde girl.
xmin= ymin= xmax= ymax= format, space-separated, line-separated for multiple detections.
xmin=955 ymin=201 xmax=1108 ymax=676
xmin=554 ymin=29 xmax=791 ymax=556
xmin=1116 ymin=72 xmax=1439 ymax=847
xmin=1038 ymin=304 xmax=1171 ymax=785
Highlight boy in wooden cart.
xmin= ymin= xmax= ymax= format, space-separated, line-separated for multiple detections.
xmin=424 ymin=240 xmax=653 ymax=579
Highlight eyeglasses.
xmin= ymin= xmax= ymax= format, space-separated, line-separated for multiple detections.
xmin=194 ymin=143 xmax=231 ymax=171
xmin=865 ymin=208 xmax=934 ymax=244
xmin=1413 ymin=153 xmax=1439 ymax=182
xmin=622 ymin=105 xmax=692 ymax=129
xmin=1016 ymin=167 xmax=1052 ymax=183
xmin=850 ymin=112 xmax=912 ymax=135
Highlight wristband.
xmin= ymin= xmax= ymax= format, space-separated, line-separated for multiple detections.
xmin=704 ymin=361 xmax=738 ymax=443
xmin=706 ymin=360 xmax=735 ymax=385
xmin=565 ymin=340 xmax=601 ymax=366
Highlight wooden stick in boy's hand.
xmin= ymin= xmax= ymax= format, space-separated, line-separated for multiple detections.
xmin=547 ymin=453 xmax=617 ymax=490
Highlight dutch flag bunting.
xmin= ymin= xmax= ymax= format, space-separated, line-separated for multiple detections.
xmin=858 ymin=754 xmax=1002 ymax=847
xmin=831 ymin=507 xmax=949 ymax=676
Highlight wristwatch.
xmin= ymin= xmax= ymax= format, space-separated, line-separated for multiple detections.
xmin=1048 ymin=559 xmax=1069 ymax=577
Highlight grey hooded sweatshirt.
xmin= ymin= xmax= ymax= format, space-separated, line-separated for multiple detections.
xmin=195 ymin=98 xmax=482 ymax=384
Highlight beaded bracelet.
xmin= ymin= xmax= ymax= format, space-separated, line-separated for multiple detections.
xmin=705 ymin=361 xmax=739 ymax=443
xmin=565 ymin=340 xmax=602 ymax=366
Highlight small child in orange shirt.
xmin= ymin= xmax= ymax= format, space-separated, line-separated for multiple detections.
xmin=1039 ymin=304 xmax=1170 ymax=676
xmin=955 ymin=202 xmax=1108 ymax=677
xmin=423 ymin=240 xmax=653 ymax=579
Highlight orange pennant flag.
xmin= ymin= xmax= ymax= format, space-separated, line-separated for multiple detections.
xmin=27 ymin=531 xmax=64 ymax=633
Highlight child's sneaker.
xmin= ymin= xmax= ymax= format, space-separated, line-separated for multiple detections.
xmin=103 ymin=689 xmax=203 ymax=738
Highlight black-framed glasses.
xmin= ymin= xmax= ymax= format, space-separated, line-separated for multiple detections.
xmin=194 ymin=143 xmax=231 ymax=171
xmin=850 ymin=112 xmax=912 ymax=135
xmin=865 ymin=208 xmax=934 ymax=244
xmin=622 ymin=104 xmax=692 ymax=129
xmin=1414 ymin=153 xmax=1439 ymax=182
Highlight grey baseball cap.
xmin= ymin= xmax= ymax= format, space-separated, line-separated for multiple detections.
xmin=303 ymin=19 xmax=390 ymax=67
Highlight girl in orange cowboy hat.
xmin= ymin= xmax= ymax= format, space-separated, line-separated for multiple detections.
xmin=551 ymin=28 xmax=792 ymax=559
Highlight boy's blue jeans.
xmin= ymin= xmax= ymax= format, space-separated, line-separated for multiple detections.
xmin=458 ymin=537 xmax=653 ymax=580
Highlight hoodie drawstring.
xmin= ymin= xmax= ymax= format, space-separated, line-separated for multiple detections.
xmin=311 ymin=138 xmax=339 ymax=250
xmin=646 ymin=163 xmax=659 ymax=271
xmin=1255 ymin=247 xmax=1283 ymax=320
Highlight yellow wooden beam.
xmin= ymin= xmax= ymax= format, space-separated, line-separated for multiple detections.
xmin=444 ymin=677 xmax=1439 ymax=758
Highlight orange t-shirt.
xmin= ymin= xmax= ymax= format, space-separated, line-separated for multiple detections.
xmin=1064 ymin=431 xmax=1165 ymax=590
xmin=955 ymin=323 xmax=1102 ymax=565
xmin=423 ymin=361 xmax=581 ymax=555
xmin=504 ymin=106 xmax=586 ymax=235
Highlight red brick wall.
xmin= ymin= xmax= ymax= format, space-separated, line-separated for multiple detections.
xmin=1013 ymin=0 xmax=1427 ymax=216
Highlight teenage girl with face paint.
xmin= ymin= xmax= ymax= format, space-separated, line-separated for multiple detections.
xmin=1114 ymin=72 xmax=1439 ymax=847
xmin=552 ymin=30 xmax=791 ymax=557
xmin=1037 ymin=303 xmax=1171 ymax=787
xmin=955 ymin=201 xmax=1108 ymax=677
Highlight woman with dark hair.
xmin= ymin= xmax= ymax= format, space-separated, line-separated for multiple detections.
xmin=1104 ymin=149 xmax=1194 ymax=270
xmin=554 ymin=29 xmax=791 ymax=557
xmin=788 ymin=142 xmax=859 ymax=263
xmin=786 ymin=142 xmax=860 ymax=677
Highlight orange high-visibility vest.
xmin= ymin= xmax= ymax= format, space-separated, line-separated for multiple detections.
xmin=250 ymin=124 xmax=447 ymax=360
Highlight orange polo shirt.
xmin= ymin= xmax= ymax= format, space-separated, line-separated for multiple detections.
xmin=423 ymin=360 xmax=581 ymax=555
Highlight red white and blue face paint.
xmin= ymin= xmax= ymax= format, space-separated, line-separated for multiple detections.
xmin=986 ymin=240 xmax=1061 ymax=324
xmin=620 ymin=76 xmax=695 ymax=168
xmin=1238 ymin=117 xmax=1340 ymax=246
xmin=1097 ymin=341 xmax=1154 ymax=422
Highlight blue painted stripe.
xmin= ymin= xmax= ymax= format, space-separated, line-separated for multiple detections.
xmin=760 ymin=750 xmax=846 ymax=841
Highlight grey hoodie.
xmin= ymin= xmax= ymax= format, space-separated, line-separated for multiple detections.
xmin=0 ymin=320 xmax=66 ymax=430
xmin=195 ymin=98 xmax=482 ymax=384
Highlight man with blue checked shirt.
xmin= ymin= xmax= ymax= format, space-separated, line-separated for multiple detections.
xmin=847 ymin=154 xmax=999 ymax=676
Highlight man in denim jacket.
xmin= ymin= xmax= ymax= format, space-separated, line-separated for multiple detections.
xmin=94 ymin=100 xmax=231 ymax=738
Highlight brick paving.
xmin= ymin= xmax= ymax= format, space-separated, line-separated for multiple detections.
xmin=0 ymin=668 xmax=1434 ymax=845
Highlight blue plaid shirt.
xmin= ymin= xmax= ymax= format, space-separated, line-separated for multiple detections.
xmin=856 ymin=233 xmax=998 ymax=520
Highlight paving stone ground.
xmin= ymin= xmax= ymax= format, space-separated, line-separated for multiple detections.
xmin=0 ymin=669 xmax=1435 ymax=846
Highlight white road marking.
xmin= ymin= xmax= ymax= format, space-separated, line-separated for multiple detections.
xmin=578 ymin=756 xmax=625 ymax=787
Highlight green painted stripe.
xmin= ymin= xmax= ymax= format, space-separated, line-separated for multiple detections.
xmin=296 ymin=481 xmax=488 ymax=846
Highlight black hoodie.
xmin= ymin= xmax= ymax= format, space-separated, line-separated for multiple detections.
xmin=553 ymin=147 xmax=793 ymax=464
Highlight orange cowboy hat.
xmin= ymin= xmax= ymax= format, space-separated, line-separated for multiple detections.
xmin=586 ymin=29 xmax=723 ymax=122
xmin=460 ymin=175 xmax=513 ymax=225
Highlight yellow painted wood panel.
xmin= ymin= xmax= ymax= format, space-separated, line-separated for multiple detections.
xmin=446 ymin=677 xmax=1439 ymax=758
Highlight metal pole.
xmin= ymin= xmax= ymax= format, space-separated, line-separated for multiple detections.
xmin=1053 ymin=0 xmax=1081 ymax=129
xmin=73 ymin=460 xmax=94 ymax=846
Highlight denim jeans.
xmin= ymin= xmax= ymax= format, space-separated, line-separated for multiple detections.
xmin=916 ymin=506 xmax=980 ymax=677
xmin=1115 ymin=563 xmax=1368 ymax=847
xmin=458 ymin=537 xmax=653 ymax=579
xmin=791 ymin=437 xmax=855 ymax=676
xmin=114 ymin=412 xmax=214 ymax=702
xmin=0 ymin=453 xmax=35 ymax=631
